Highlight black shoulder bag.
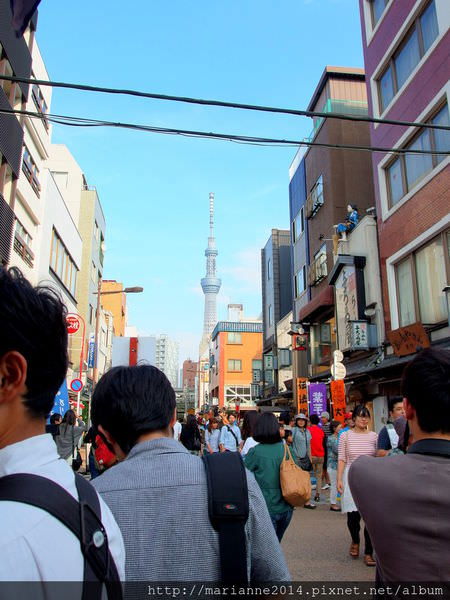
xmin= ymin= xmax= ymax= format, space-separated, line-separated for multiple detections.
xmin=72 ymin=425 xmax=83 ymax=472
xmin=0 ymin=472 xmax=122 ymax=600
xmin=203 ymin=451 xmax=249 ymax=583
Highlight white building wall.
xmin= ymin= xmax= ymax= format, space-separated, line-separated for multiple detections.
xmin=36 ymin=171 xmax=82 ymax=314
xmin=9 ymin=40 xmax=52 ymax=283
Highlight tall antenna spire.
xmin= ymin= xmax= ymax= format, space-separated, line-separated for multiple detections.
xmin=210 ymin=192 xmax=214 ymax=237
xmin=201 ymin=193 xmax=221 ymax=337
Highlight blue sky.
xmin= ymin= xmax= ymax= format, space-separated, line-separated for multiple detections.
xmin=36 ymin=0 xmax=364 ymax=363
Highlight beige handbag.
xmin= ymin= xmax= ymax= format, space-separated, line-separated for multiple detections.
xmin=280 ymin=443 xmax=311 ymax=507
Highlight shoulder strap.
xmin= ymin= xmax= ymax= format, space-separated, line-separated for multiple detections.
xmin=0 ymin=473 xmax=122 ymax=600
xmin=202 ymin=452 xmax=249 ymax=583
xmin=226 ymin=425 xmax=239 ymax=447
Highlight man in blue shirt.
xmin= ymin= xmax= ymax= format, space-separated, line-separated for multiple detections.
xmin=219 ymin=412 xmax=242 ymax=452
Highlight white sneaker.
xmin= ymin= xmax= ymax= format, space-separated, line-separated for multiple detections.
xmin=322 ymin=483 xmax=330 ymax=490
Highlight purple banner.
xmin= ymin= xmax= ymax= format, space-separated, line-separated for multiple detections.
xmin=309 ymin=383 xmax=327 ymax=417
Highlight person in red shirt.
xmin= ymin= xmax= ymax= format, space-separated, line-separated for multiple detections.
xmin=309 ymin=413 xmax=325 ymax=502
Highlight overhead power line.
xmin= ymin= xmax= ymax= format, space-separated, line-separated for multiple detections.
xmin=2 ymin=106 xmax=448 ymax=157
xmin=1 ymin=74 xmax=449 ymax=132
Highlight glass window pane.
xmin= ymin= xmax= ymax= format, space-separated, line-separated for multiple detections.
xmin=71 ymin=268 xmax=77 ymax=297
xmin=432 ymin=104 xmax=450 ymax=164
xmin=395 ymin=29 xmax=420 ymax=90
xmin=415 ymin=237 xmax=446 ymax=324
xmin=420 ymin=1 xmax=439 ymax=54
xmin=396 ymin=259 xmax=415 ymax=326
xmin=51 ymin=233 xmax=57 ymax=270
xmin=387 ymin=159 xmax=404 ymax=205
xmin=372 ymin=0 xmax=387 ymax=25
xmin=57 ymin=243 xmax=64 ymax=278
xmin=405 ymin=129 xmax=433 ymax=190
xmin=380 ymin=65 xmax=395 ymax=111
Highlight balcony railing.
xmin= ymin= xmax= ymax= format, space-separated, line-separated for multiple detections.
xmin=308 ymin=255 xmax=328 ymax=286
xmin=305 ymin=98 xmax=369 ymax=142
xmin=13 ymin=232 xmax=34 ymax=268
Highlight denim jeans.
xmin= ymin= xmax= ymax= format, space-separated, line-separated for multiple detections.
xmin=270 ymin=509 xmax=293 ymax=542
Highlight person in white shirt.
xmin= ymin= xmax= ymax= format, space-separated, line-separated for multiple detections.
xmin=0 ymin=267 xmax=125 ymax=585
xmin=173 ymin=418 xmax=182 ymax=441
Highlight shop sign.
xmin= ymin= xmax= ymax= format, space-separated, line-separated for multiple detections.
xmin=387 ymin=322 xmax=430 ymax=357
xmin=296 ymin=377 xmax=308 ymax=416
xmin=330 ymin=380 xmax=346 ymax=423
xmin=349 ymin=320 xmax=369 ymax=350
xmin=264 ymin=354 xmax=273 ymax=369
xmin=309 ymin=383 xmax=327 ymax=416
xmin=293 ymin=333 xmax=308 ymax=351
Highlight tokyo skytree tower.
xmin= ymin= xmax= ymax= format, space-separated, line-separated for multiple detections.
xmin=201 ymin=192 xmax=221 ymax=337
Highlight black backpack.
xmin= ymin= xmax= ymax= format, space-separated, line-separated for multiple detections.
xmin=0 ymin=472 xmax=122 ymax=600
xmin=203 ymin=451 xmax=249 ymax=583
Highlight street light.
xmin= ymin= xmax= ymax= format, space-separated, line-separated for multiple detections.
xmin=93 ymin=279 xmax=144 ymax=385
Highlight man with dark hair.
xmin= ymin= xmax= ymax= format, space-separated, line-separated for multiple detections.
xmin=91 ymin=364 xmax=290 ymax=582
xmin=219 ymin=410 xmax=242 ymax=452
xmin=349 ymin=347 xmax=450 ymax=583
xmin=376 ymin=397 xmax=405 ymax=456
xmin=0 ymin=267 xmax=125 ymax=582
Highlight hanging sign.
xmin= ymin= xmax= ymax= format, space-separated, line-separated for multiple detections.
xmin=309 ymin=383 xmax=327 ymax=416
xmin=296 ymin=377 xmax=308 ymax=416
xmin=330 ymin=380 xmax=346 ymax=423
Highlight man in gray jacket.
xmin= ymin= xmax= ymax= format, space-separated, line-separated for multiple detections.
xmin=92 ymin=365 xmax=290 ymax=585
xmin=349 ymin=347 xmax=450 ymax=583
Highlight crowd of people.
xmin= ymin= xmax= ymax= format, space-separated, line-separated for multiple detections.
xmin=0 ymin=266 xmax=449 ymax=595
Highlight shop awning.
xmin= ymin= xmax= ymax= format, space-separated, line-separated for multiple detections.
xmin=299 ymin=285 xmax=334 ymax=322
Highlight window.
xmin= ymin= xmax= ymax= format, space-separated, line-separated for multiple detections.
xmin=386 ymin=103 xmax=449 ymax=207
xmin=267 ymin=258 xmax=271 ymax=280
xmin=268 ymin=305 xmax=273 ymax=326
xmin=395 ymin=230 xmax=449 ymax=326
xmin=50 ymin=229 xmax=78 ymax=297
xmin=292 ymin=207 xmax=304 ymax=242
xmin=89 ymin=304 xmax=94 ymax=325
xmin=295 ymin=265 xmax=306 ymax=297
xmin=13 ymin=219 xmax=34 ymax=267
xmin=225 ymin=385 xmax=252 ymax=406
xmin=228 ymin=332 xmax=242 ymax=344
xmin=91 ymin=261 xmax=97 ymax=283
xmin=309 ymin=175 xmax=324 ymax=217
xmin=370 ymin=0 xmax=389 ymax=28
xmin=378 ymin=1 xmax=438 ymax=112
xmin=94 ymin=220 xmax=99 ymax=242
xmin=22 ymin=145 xmax=40 ymax=196
xmin=31 ymin=84 xmax=49 ymax=129
xmin=228 ymin=359 xmax=242 ymax=372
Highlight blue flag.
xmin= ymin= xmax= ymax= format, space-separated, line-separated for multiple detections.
xmin=47 ymin=380 xmax=70 ymax=423
xmin=10 ymin=0 xmax=42 ymax=36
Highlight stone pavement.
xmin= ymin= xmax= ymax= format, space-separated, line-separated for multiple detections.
xmin=281 ymin=492 xmax=375 ymax=581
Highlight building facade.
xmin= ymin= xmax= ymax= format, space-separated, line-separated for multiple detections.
xmin=209 ymin=318 xmax=263 ymax=410
xmin=357 ymin=0 xmax=450 ymax=397
xmin=182 ymin=359 xmax=198 ymax=389
xmin=261 ymin=229 xmax=292 ymax=399
xmin=156 ymin=334 xmax=179 ymax=389
xmin=297 ymin=67 xmax=376 ymax=380
xmin=0 ymin=0 xmax=35 ymax=267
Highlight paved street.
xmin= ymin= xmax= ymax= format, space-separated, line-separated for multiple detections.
xmin=282 ymin=493 xmax=375 ymax=581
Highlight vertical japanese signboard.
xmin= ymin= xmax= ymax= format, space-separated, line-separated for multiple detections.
xmin=335 ymin=266 xmax=358 ymax=351
xmin=330 ymin=380 xmax=346 ymax=423
xmin=309 ymin=383 xmax=327 ymax=416
xmin=296 ymin=377 xmax=308 ymax=416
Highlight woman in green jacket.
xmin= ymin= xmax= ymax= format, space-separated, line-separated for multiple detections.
xmin=245 ymin=413 xmax=297 ymax=542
